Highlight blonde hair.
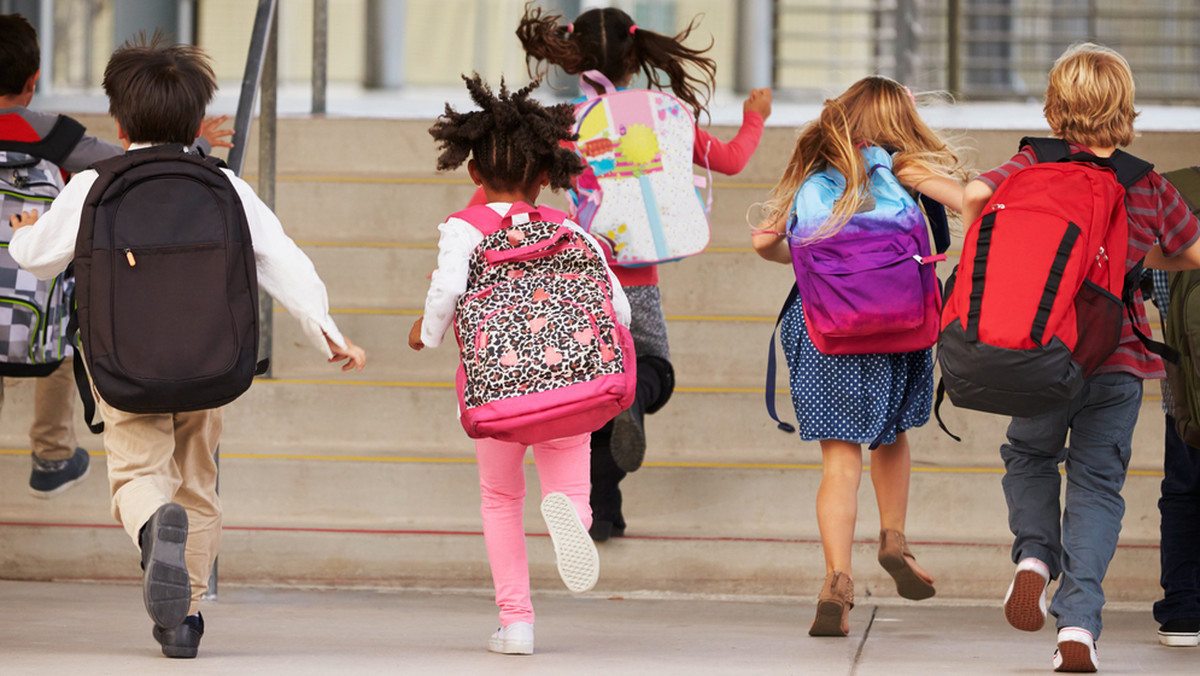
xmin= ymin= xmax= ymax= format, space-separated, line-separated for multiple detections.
xmin=762 ymin=76 xmax=966 ymax=242
xmin=1043 ymin=42 xmax=1137 ymax=148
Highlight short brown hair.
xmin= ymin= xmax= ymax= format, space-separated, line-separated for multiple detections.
xmin=102 ymin=33 xmax=216 ymax=145
xmin=1043 ymin=42 xmax=1137 ymax=148
xmin=0 ymin=14 xmax=40 ymax=96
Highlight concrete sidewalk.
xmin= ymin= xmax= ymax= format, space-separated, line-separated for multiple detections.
xmin=1 ymin=580 xmax=1194 ymax=675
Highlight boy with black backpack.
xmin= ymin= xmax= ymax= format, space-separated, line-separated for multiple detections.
xmin=1 ymin=14 xmax=230 ymax=498
xmin=8 ymin=35 xmax=365 ymax=658
xmin=958 ymin=43 xmax=1200 ymax=673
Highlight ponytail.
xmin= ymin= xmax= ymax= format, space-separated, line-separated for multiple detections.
xmin=517 ymin=2 xmax=717 ymax=119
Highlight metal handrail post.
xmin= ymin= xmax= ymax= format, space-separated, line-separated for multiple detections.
xmin=313 ymin=0 xmax=328 ymax=115
xmin=204 ymin=0 xmax=278 ymax=602
xmin=227 ymin=0 xmax=279 ymax=176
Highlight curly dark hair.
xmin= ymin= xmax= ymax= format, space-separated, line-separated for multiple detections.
xmin=516 ymin=2 xmax=716 ymax=119
xmin=428 ymin=73 xmax=582 ymax=193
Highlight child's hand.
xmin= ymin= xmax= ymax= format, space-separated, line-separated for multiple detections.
xmin=744 ymin=88 xmax=773 ymax=121
xmin=9 ymin=209 xmax=39 ymax=232
xmin=327 ymin=335 xmax=366 ymax=371
xmin=408 ymin=317 xmax=425 ymax=351
xmin=198 ymin=115 xmax=234 ymax=149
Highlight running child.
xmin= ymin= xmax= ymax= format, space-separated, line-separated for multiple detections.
xmin=963 ymin=43 xmax=1200 ymax=672
xmin=408 ymin=74 xmax=631 ymax=656
xmin=517 ymin=2 xmax=772 ymax=540
xmin=752 ymin=76 xmax=966 ymax=637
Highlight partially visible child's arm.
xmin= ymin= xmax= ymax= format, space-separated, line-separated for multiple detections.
xmin=751 ymin=213 xmax=792 ymax=265
xmin=408 ymin=317 xmax=425 ymax=351
xmin=895 ymin=167 xmax=965 ymax=214
xmin=961 ymin=179 xmax=996 ymax=229
xmin=327 ymin=333 xmax=366 ymax=370
xmin=8 ymin=170 xmax=97 ymax=279
xmin=198 ymin=115 xmax=234 ymax=150
xmin=694 ymin=90 xmax=770 ymax=176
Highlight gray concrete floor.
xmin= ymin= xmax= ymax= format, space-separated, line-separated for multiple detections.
xmin=1 ymin=580 xmax=1196 ymax=675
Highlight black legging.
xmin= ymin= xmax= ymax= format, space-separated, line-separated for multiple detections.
xmin=589 ymin=355 xmax=674 ymax=527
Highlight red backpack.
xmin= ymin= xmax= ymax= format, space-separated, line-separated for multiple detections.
xmin=937 ymin=138 xmax=1157 ymax=421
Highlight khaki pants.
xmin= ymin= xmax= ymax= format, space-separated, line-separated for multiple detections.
xmin=94 ymin=388 xmax=223 ymax=616
xmin=0 ymin=357 xmax=80 ymax=462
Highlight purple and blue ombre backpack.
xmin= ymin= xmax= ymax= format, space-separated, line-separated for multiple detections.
xmin=786 ymin=146 xmax=948 ymax=355
xmin=763 ymin=147 xmax=950 ymax=443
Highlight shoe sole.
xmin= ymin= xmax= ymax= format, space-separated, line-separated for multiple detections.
xmin=488 ymin=637 xmax=533 ymax=655
xmin=143 ymin=504 xmax=191 ymax=628
xmin=610 ymin=409 xmax=646 ymax=473
xmin=28 ymin=457 xmax=92 ymax=500
xmin=1159 ymin=631 xmax=1200 ymax=647
xmin=1054 ymin=640 xmax=1097 ymax=672
xmin=541 ymin=492 xmax=599 ymax=593
xmin=1004 ymin=569 xmax=1047 ymax=632
xmin=809 ymin=599 xmax=849 ymax=637
xmin=878 ymin=550 xmax=936 ymax=601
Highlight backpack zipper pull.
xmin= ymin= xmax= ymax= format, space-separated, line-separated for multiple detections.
xmin=125 ymin=249 xmax=136 ymax=267
xmin=1096 ymin=246 xmax=1108 ymax=268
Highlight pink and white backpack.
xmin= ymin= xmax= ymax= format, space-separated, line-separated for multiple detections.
xmin=452 ymin=203 xmax=636 ymax=444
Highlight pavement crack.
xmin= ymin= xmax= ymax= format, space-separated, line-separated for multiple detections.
xmin=849 ymin=605 xmax=879 ymax=676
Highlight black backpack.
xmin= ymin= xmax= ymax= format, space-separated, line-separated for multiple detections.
xmin=73 ymin=144 xmax=265 ymax=424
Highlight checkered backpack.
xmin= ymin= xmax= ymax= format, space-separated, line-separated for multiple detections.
xmin=0 ymin=149 xmax=74 ymax=376
xmin=452 ymin=203 xmax=636 ymax=444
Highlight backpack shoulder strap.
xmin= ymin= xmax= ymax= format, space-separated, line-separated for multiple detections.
xmin=1018 ymin=136 xmax=1071 ymax=163
xmin=450 ymin=205 xmax=506 ymax=236
xmin=0 ymin=114 xmax=86 ymax=166
xmin=1104 ymin=149 xmax=1155 ymax=190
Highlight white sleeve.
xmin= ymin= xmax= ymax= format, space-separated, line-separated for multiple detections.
xmin=421 ymin=217 xmax=481 ymax=348
xmin=8 ymin=171 xmax=96 ymax=280
xmin=225 ymin=170 xmax=344 ymax=357
xmin=566 ymin=221 xmax=632 ymax=327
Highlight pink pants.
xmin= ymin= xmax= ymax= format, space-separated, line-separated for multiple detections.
xmin=474 ymin=432 xmax=592 ymax=626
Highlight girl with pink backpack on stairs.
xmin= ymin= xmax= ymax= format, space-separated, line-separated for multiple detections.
xmin=408 ymin=74 xmax=631 ymax=656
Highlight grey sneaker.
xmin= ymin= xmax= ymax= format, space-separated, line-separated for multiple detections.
xmin=29 ymin=447 xmax=91 ymax=499
xmin=610 ymin=408 xmax=646 ymax=473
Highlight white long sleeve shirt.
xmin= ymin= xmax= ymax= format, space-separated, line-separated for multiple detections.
xmin=420 ymin=202 xmax=631 ymax=348
xmin=9 ymin=143 xmax=346 ymax=357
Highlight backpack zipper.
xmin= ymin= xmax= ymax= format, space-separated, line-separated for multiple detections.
xmin=125 ymin=249 xmax=136 ymax=267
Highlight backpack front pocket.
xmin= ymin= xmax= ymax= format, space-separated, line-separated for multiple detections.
xmin=794 ymin=237 xmax=925 ymax=338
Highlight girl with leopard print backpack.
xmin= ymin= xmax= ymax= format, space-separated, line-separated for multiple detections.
xmin=408 ymin=74 xmax=633 ymax=655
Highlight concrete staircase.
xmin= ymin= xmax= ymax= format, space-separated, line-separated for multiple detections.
xmin=0 ymin=114 xmax=1188 ymax=604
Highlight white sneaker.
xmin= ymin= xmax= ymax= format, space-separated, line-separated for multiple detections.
xmin=1004 ymin=557 xmax=1050 ymax=632
xmin=1052 ymin=627 xmax=1098 ymax=672
xmin=540 ymin=492 xmax=599 ymax=593
xmin=488 ymin=621 xmax=534 ymax=655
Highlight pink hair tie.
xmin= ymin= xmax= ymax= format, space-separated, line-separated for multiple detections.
xmin=629 ymin=25 xmax=638 ymax=35
xmin=567 ymin=23 xmax=575 ymax=33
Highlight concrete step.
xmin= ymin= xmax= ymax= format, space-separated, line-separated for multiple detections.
xmin=0 ymin=451 xmax=1165 ymax=601
xmin=0 ymin=374 xmax=1170 ymax=469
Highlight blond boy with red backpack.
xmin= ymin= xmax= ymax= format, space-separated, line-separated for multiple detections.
xmin=957 ymin=43 xmax=1200 ymax=673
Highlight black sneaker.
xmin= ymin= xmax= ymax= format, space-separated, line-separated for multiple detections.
xmin=29 ymin=447 xmax=91 ymax=499
xmin=154 ymin=612 xmax=204 ymax=658
xmin=140 ymin=503 xmax=191 ymax=629
xmin=587 ymin=519 xmax=626 ymax=542
xmin=610 ymin=409 xmax=646 ymax=473
xmin=1158 ymin=617 xmax=1200 ymax=647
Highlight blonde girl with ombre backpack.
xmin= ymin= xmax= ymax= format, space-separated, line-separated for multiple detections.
xmin=752 ymin=76 xmax=967 ymax=637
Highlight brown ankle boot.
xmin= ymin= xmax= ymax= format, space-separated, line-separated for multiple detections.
xmin=809 ymin=571 xmax=854 ymax=637
xmin=878 ymin=528 xmax=936 ymax=601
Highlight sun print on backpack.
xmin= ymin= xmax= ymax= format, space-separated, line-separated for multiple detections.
xmin=568 ymin=70 xmax=711 ymax=267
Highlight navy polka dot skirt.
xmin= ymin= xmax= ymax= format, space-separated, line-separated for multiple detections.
xmin=780 ymin=295 xmax=933 ymax=445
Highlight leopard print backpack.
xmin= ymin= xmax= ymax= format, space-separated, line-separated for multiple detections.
xmin=452 ymin=202 xmax=636 ymax=444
